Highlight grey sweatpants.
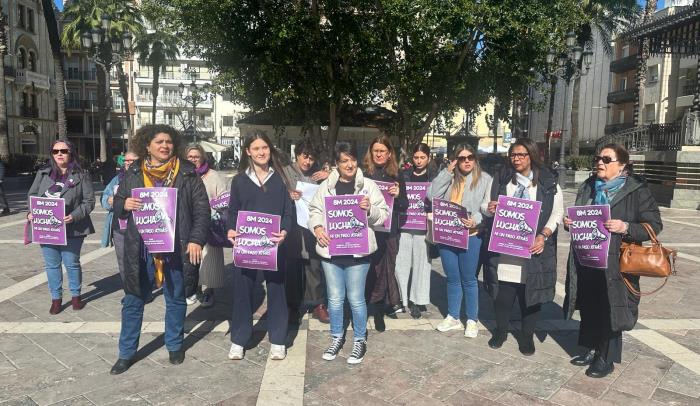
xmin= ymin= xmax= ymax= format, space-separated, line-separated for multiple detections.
xmin=395 ymin=231 xmax=432 ymax=306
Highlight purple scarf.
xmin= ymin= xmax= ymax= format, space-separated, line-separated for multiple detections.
xmin=195 ymin=162 xmax=210 ymax=177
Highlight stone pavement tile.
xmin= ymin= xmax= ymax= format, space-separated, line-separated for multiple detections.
xmin=0 ymin=352 xmax=17 ymax=374
xmin=427 ymin=332 xmax=509 ymax=365
xmin=0 ymin=301 xmax=39 ymax=322
xmin=658 ymin=329 xmax=700 ymax=356
xmin=392 ymin=389 xmax=447 ymax=406
xmin=548 ymin=388 xmax=616 ymax=406
xmin=561 ymin=360 xmax=629 ymax=399
xmin=183 ymin=362 xmax=263 ymax=403
xmin=67 ymin=333 xmax=119 ymax=364
xmin=0 ymin=334 xmax=67 ymax=372
xmin=621 ymin=336 xmax=670 ymax=363
xmin=410 ymin=354 xmax=492 ymax=401
xmin=104 ymin=394 xmax=150 ymax=405
xmin=303 ymin=391 xmax=341 ymax=406
xmin=81 ymin=369 xmax=165 ymax=405
xmin=335 ymin=391 xmax=393 ymax=406
xmin=461 ymin=355 xmax=540 ymax=400
xmin=656 ymin=363 xmax=700 ymax=399
xmin=303 ymin=357 xmax=349 ymax=394
xmin=45 ymin=395 xmax=95 ymax=406
xmin=443 ymin=389 xmax=501 ymax=406
xmin=511 ymin=361 xmax=576 ymax=400
xmin=496 ymin=390 xmax=556 ymax=405
xmin=0 ymin=396 xmax=38 ymax=406
xmin=214 ymin=388 xmax=259 ymax=406
xmin=610 ymin=354 xmax=673 ymax=399
xmin=139 ymin=386 xmax=207 ymax=406
xmin=26 ymin=334 xmax=104 ymax=368
xmin=601 ymin=389 xmax=665 ymax=405
xmin=651 ymin=388 xmax=700 ymax=406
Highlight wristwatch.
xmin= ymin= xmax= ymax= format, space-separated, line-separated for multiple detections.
xmin=538 ymin=232 xmax=549 ymax=241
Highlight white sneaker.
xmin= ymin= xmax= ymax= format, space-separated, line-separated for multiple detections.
xmin=228 ymin=343 xmax=244 ymax=360
xmin=270 ymin=344 xmax=286 ymax=360
xmin=436 ymin=315 xmax=463 ymax=332
xmin=185 ymin=294 xmax=198 ymax=306
xmin=464 ymin=320 xmax=479 ymax=338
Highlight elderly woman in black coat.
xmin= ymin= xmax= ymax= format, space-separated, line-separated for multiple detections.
xmin=110 ymin=124 xmax=210 ymax=375
xmin=564 ymin=143 xmax=662 ymax=378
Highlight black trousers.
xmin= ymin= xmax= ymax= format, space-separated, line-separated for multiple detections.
xmin=286 ymin=256 xmax=326 ymax=310
xmin=577 ymin=269 xmax=623 ymax=363
xmin=231 ymin=267 xmax=288 ymax=346
xmin=0 ymin=182 xmax=9 ymax=211
xmin=494 ymin=281 xmax=541 ymax=338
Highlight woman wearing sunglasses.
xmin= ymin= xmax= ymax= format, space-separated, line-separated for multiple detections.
xmin=483 ymin=138 xmax=563 ymax=355
xmin=428 ymin=144 xmax=492 ymax=338
xmin=27 ymin=140 xmax=95 ymax=314
xmin=563 ymin=143 xmax=661 ymax=378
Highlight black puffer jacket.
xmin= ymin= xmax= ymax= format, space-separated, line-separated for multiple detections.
xmin=113 ymin=159 xmax=210 ymax=297
xmin=564 ymin=174 xmax=662 ymax=332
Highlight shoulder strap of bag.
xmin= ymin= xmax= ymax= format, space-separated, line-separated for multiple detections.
xmin=640 ymin=223 xmax=659 ymax=245
xmin=623 ymin=275 xmax=668 ymax=297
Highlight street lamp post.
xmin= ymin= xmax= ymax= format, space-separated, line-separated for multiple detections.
xmin=546 ymin=31 xmax=593 ymax=183
xmin=179 ymin=68 xmax=211 ymax=143
xmin=80 ymin=15 xmax=133 ymax=161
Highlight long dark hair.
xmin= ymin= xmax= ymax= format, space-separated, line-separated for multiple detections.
xmin=363 ymin=135 xmax=399 ymax=178
xmin=508 ymin=138 xmax=543 ymax=186
xmin=238 ymin=131 xmax=290 ymax=189
xmin=49 ymin=139 xmax=81 ymax=181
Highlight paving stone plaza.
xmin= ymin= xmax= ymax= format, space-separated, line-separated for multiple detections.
xmin=0 ymin=182 xmax=699 ymax=406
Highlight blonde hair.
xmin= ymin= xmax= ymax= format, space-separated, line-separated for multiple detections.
xmin=450 ymin=144 xmax=481 ymax=196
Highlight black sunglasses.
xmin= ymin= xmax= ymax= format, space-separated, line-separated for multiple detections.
xmin=457 ymin=155 xmax=475 ymax=162
xmin=510 ymin=152 xmax=529 ymax=159
xmin=51 ymin=149 xmax=70 ymax=155
xmin=593 ymin=155 xmax=618 ymax=164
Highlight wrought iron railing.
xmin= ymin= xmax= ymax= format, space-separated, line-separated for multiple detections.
xmin=595 ymin=122 xmax=684 ymax=152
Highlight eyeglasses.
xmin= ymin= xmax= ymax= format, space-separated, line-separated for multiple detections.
xmin=510 ymin=152 xmax=529 ymax=159
xmin=51 ymin=149 xmax=70 ymax=155
xmin=457 ymin=155 xmax=475 ymax=162
xmin=124 ymin=159 xmax=136 ymax=163
xmin=593 ymin=155 xmax=618 ymax=164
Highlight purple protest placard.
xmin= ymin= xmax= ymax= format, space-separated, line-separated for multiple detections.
xmin=209 ymin=191 xmax=230 ymax=211
xmin=567 ymin=205 xmax=611 ymax=269
xmin=488 ymin=195 xmax=542 ymax=259
xmin=431 ymin=198 xmax=469 ymax=249
xmin=30 ymin=196 xmax=67 ymax=245
xmin=233 ymin=210 xmax=280 ymax=271
xmin=131 ymin=187 xmax=177 ymax=253
xmin=400 ymin=182 xmax=429 ymax=231
xmin=374 ymin=181 xmax=394 ymax=233
xmin=325 ymin=194 xmax=370 ymax=256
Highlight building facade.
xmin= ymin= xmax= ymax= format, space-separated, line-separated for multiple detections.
xmin=2 ymin=0 xmax=59 ymax=156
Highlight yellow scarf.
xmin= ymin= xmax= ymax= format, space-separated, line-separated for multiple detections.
xmin=450 ymin=175 xmax=466 ymax=204
xmin=141 ymin=157 xmax=180 ymax=288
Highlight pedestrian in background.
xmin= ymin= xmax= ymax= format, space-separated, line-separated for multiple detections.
xmin=110 ymin=124 xmax=210 ymax=375
xmin=284 ymin=139 xmax=330 ymax=324
xmin=564 ymin=143 xmax=662 ymax=378
xmin=363 ymin=135 xmax=408 ymax=331
xmin=185 ymin=144 xmax=229 ymax=308
xmin=428 ymin=144 xmax=492 ymax=338
xmin=101 ymin=151 xmax=139 ymax=281
xmin=226 ymin=132 xmax=294 ymax=361
xmin=483 ymin=138 xmax=562 ymax=355
xmin=27 ymin=139 xmax=95 ymax=314
xmin=309 ymin=141 xmax=389 ymax=364
xmin=395 ymin=143 xmax=438 ymax=319
xmin=0 ymin=158 xmax=10 ymax=215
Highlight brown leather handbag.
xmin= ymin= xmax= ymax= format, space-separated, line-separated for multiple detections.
xmin=619 ymin=223 xmax=677 ymax=296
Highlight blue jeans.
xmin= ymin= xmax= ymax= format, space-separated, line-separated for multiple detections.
xmin=118 ymin=255 xmax=186 ymax=359
xmin=41 ymin=237 xmax=85 ymax=299
xmin=439 ymin=235 xmax=482 ymax=321
xmin=322 ymin=260 xmax=370 ymax=342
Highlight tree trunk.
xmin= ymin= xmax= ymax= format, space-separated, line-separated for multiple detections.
xmin=326 ymin=101 xmax=342 ymax=161
xmin=53 ymin=57 xmax=67 ymax=139
xmin=570 ymin=75 xmax=581 ymax=156
xmin=96 ymin=64 xmax=109 ymax=162
xmin=636 ymin=0 xmax=656 ymax=125
xmin=151 ymin=64 xmax=160 ymax=123
xmin=544 ymin=75 xmax=558 ymax=164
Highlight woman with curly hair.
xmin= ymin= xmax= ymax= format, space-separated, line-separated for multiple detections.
xmin=110 ymin=124 xmax=210 ymax=374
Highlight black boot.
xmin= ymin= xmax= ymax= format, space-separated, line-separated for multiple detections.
xmin=488 ymin=330 xmax=507 ymax=349
xmin=571 ymin=349 xmax=596 ymax=366
xmin=373 ymin=306 xmax=386 ymax=332
xmin=110 ymin=358 xmax=133 ymax=375
xmin=518 ymin=333 xmax=535 ymax=356
xmin=585 ymin=355 xmax=614 ymax=378
xmin=409 ymin=303 xmax=422 ymax=319
xmin=169 ymin=350 xmax=185 ymax=365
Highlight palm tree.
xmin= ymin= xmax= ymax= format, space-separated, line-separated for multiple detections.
xmin=568 ymin=0 xmax=640 ymax=155
xmin=636 ymin=0 xmax=657 ymax=126
xmin=61 ymin=0 xmax=141 ymax=161
xmin=0 ymin=6 xmax=9 ymax=159
xmin=41 ymin=0 xmax=66 ymax=139
xmin=134 ymin=29 xmax=180 ymax=123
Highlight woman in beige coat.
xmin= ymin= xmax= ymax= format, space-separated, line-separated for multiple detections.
xmin=185 ymin=145 xmax=229 ymax=307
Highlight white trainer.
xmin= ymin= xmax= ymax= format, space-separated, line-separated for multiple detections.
xmin=436 ymin=315 xmax=463 ymax=332
xmin=270 ymin=344 xmax=286 ymax=360
xmin=464 ymin=319 xmax=479 ymax=338
xmin=228 ymin=343 xmax=244 ymax=360
xmin=185 ymin=294 xmax=198 ymax=306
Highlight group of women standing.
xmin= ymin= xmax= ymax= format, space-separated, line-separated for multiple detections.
xmin=26 ymin=123 xmax=662 ymax=379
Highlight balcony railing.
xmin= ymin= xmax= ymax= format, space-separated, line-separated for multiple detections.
xmin=682 ymin=80 xmax=697 ymax=97
xmin=596 ymin=122 xmax=684 ymax=152
xmin=21 ymin=106 xmax=39 ymax=118
xmin=604 ymin=122 xmax=635 ymax=135
xmin=609 ymin=54 xmax=637 ymax=73
xmin=64 ymin=70 xmax=97 ymax=81
xmin=65 ymin=99 xmax=98 ymax=110
xmin=607 ymin=88 xmax=636 ymax=104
